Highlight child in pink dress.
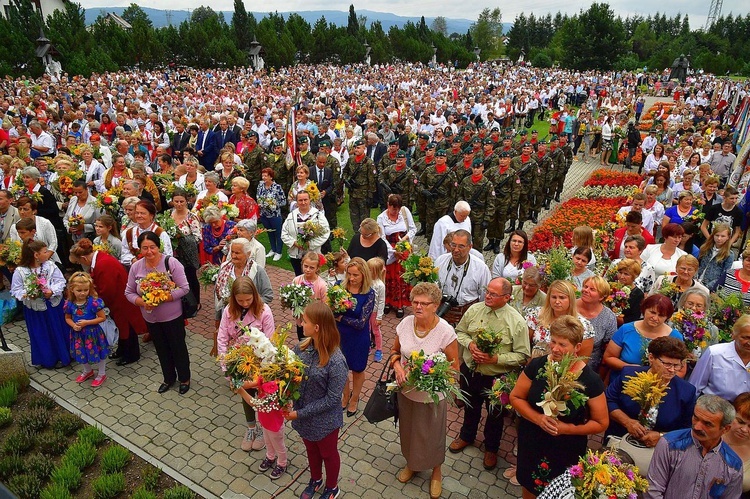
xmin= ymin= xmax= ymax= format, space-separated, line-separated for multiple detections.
xmin=292 ymin=252 xmax=328 ymax=340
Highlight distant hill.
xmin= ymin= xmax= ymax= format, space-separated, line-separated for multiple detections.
xmin=83 ymin=7 xmax=511 ymax=36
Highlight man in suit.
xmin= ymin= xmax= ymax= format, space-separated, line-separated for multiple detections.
xmin=310 ymin=152 xmax=337 ymax=253
xmin=196 ymin=119 xmax=219 ymax=171
xmin=214 ymin=117 xmax=237 ymax=149
xmin=171 ymin=121 xmax=190 ymax=161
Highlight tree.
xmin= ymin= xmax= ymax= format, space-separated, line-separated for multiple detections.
xmin=346 ymin=4 xmax=359 ymax=36
xmin=286 ymin=13 xmax=312 ymax=62
xmin=557 ymin=3 xmax=626 ymax=70
xmin=45 ymin=2 xmax=92 ymax=66
xmin=0 ymin=0 xmax=43 ymax=76
xmin=471 ymin=8 xmax=502 ymax=53
xmin=121 ymin=3 xmax=151 ymax=27
xmin=231 ymin=0 xmax=252 ymax=52
xmin=431 ymin=16 xmax=448 ymax=36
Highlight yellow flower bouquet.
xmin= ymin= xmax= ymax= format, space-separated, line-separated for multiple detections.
xmin=138 ymin=271 xmax=176 ymax=308
xmin=621 ymin=370 xmax=669 ymax=429
xmin=401 ymin=252 xmax=439 ymax=286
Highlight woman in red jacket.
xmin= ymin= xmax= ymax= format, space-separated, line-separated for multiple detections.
xmin=611 ymin=211 xmax=654 ymax=259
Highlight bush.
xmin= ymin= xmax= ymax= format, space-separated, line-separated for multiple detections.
xmin=37 ymin=432 xmax=69 ymax=456
xmin=101 ymin=445 xmax=130 ymax=474
xmin=8 ymin=473 xmax=42 ymax=499
xmin=77 ymin=426 xmax=107 ymax=447
xmin=40 ymin=483 xmax=73 ymax=499
xmin=0 ymin=406 xmax=12 ymax=427
xmin=92 ymin=472 xmax=126 ymax=499
xmin=26 ymin=452 xmax=54 ymax=481
xmin=50 ymin=464 xmax=82 ymax=491
xmin=130 ymin=488 xmax=157 ymax=499
xmin=0 ymin=454 xmax=25 ymax=480
xmin=17 ymin=407 xmax=50 ymax=434
xmin=163 ymin=486 xmax=195 ymax=499
xmin=60 ymin=441 xmax=96 ymax=470
xmin=0 ymin=381 xmax=19 ymax=407
xmin=3 ymin=428 xmax=35 ymax=455
xmin=27 ymin=392 xmax=56 ymax=411
xmin=141 ymin=464 xmax=161 ymax=491
xmin=50 ymin=413 xmax=84 ymax=437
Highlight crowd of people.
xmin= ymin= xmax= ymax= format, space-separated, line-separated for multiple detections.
xmin=0 ymin=61 xmax=749 ymax=498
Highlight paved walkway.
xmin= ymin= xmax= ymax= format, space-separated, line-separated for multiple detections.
xmin=4 ymin=153 xmax=606 ymax=499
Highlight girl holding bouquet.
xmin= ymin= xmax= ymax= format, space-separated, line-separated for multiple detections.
xmin=64 ymin=272 xmax=109 ymax=387
xmin=336 ymin=257 xmax=375 ymax=417
xmin=285 ymin=302 xmax=348 ymax=499
xmin=324 ymin=251 xmax=348 ymax=287
xmin=125 ymin=231 xmax=191 ymax=395
xmin=10 ymin=240 xmax=70 ymax=369
xmin=291 ymin=252 xmax=328 ymax=341
xmin=218 ymin=277 xmax=275 ymax=454
xmin=92 ymin=215 xmax=122 ymax=260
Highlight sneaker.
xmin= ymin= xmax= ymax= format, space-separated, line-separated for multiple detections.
xmin=266 ymin=250 xmax=276 ymax=258
xmin=91 ymin=374 xmax=107 ymax=387
xmin=273 ymin=253 xmax=282 ymax=261
xmin=299 ymin=479 xmax=323 ymax=499
xmin=270 ymin=464 xmax=286 ymax=480
xmin=241 ymin=427 xmax=255 ymax=452
xmin=251 ymin=426 xmax=265 ymax=451
xmin=258 ymin=457 xmax=275 ymax=473
xmin=374 ymin=350 xmax=382 ymax=362
xmin=320 ymin=486 xmax=340 ymax=499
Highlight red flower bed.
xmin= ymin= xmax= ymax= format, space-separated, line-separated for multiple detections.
xmin=583 ymin=169 xmax=644 ymax=188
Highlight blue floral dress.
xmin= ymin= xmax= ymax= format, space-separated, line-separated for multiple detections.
xmin=64 ymin=297 xmax=110 ymax=364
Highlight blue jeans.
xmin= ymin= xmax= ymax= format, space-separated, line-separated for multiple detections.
xmin=259 ymin=214 xmax=283 ymax=254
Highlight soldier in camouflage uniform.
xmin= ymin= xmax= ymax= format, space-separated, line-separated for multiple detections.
xmin=319 ymin=140 xmax=343 ymax=206
xmin=485 ymin=151 xmax=519 ymax=253
xmin=496 ymin=133 xmax=516 ymax=155
xmin=342 ymin=138 xmax=376 ymax=231
xmin=242 ymin=130 xmax=268 ymax=199
xmin=413 ymin=142 xmax=436 ymax=236
xmin=555 ymin=135 xmax=575 ymax=202
xmin=457 ymin=158 xmax=496 ymax=251
xmin=452 ymin=147 xmax=475 ymax=184
xmin=532 ymin=140 xmax=553 ymax=223
xmin=378 ymin=150 xmax=416 ymax=211
xmin=514 ymin=129 xmax=529 ymax=150
xmin=481 ymin=138 xmax=500 ymax=174
xmin=411 ymin=133 xmax=430 ymax=164
xmin=418 ymin=149 xmax=458 ymax=241
xmin=297 ymin=136 xmax=316 ymax=169
xmin=546 ymin=135 xmax=565 ymax=209
xmin=507 ymin=142 xmax=539 ymax=233
xmin=378 ymin=140 xmax=399 ymax=173
xmin=446 ymin=137 xmax=464 ymax=168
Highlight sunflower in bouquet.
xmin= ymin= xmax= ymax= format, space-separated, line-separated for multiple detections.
xmin=330 ymin=227 xmax=347 ymax=251
xmin=138 ymin=271 xmax=177 ymax=308
xmin=394 ymin=240 xmax=412 ymax=260
xmin=326 ymin=285 xmax=357 ymax=314
xmin=303 ymin=181 xmax=321 ymax=204
xmin=92 ymin=241 xmax=116 ymax=256
xmin=401 ymin=253 xmax=439 ymax=286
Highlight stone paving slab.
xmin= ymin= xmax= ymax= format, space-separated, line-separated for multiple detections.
xmin=4 ymin=154 xmax=607 ymax=498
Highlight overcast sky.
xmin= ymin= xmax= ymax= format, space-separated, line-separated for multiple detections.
xmin=80 ymin=0 xmax=747 ymax=29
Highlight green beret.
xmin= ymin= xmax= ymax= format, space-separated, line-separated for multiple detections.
xmin=320 ymin=139 xmax=332 ymax=148
xmin=471 ymin=158 xmax=484 ymax=168
xmin=482 ymin=138 xmax=494 ymax=145
xmin=521 ymin=141 xmax=533 ymax=147
xmin=352 ymin=138 xmax=365 ymax=147
xmin=426 ymin=142 xmax=437 ymax=150
xmin=471 ymin=137 xmax=482 ymax=144
xmin=550 ymin=134 xmax=559 ymax=141
xmin=396 ymin=150 xmax=407 ymax=158
xmin=531 ymin=129 xmax=539 ymax=134
xmin=246 ymin=130 xmax=259 ymax=139
xmin=388 ymin=139 xmax=398 ymax=146
xmin=297 ymin=136 xmax=309 ymax=143
xmin=435 ymin=149 xmax=447 ymax=157
xmin=463 ymin=147 xmax=474 ymax=155
xmin=537 ymin=140 xmax=548 ymax=145
xmin=272 ymin=140 xmax=283 ymax=148
xmin=519 ymin=130 xmax=528 ymax=136
xmin=444 ymin=128 xmax=454 ymax=137
xmin=418 ymin=133 xmax=430 ymax=140
xmin=499 ymin=151 xmax=512 ymax=158
xmin=452 ymin=136 xmax=463 ymax=144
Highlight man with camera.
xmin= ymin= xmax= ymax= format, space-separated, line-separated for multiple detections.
xmin=434 ymin=229 xmax=491 ymax=327
xmin=449 ymin=277 xmax=530 ymax=470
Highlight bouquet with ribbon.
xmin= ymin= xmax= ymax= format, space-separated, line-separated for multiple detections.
xmin=138 ymin=272 xmax=176 ymax=308
xmin=395 ymin=350 xmax=466 ymax=405
xmin=621 ymin=369 xmax=669 ymax=429
xmin=401 ymin=253 xmax=439 ymax=286
xmin=535 ymin=354 xmax=589 ymax=418
xmin=279 ymin=283 xmax=314 ymax=318
xmin=325 ymin=285 xmax=357 ymax=314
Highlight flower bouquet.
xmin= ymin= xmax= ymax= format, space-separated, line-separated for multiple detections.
xmin=394 ymin=240 xmax=412 ymax=260
xmin=195 ymin=194 xmax=221 ymax=219
xmin=534 ymin=246 xmax=572 ymax=287
xmin=23 ymin=273 xmax=48 ymax=300
xmin=95 ymin=192 xmax=120 ymax=216
xmin=398 ymin=350 xmax=466 ymax=405
xmin=279 ymin=283 xmax=314 ymax=318
xmin=401 ymin=253 xmax=439 ymax=286
xmin=304 ymin=181 xmax=321 ymax=203
xmin=221 ymin=203 xmax=240 ymax=220
xmin=670 ymin=308 xmax=711 ymax=356
xmin=257 ymin=195 xmax=278 ymax=213
xmin=710 ymin=291 xmax=747 ymax=343
xmin=151 ymin=173 xmax=175 ymax=192
xmin=296 ymin=220 xmax=325 ymax=250
xmin=0 ymin=240 xmax=22 ymax=267
xmin=658 ymin=274 xmax=681 ymax=300
xmin=54 ymin=175 xmax=75 ymax=198
xmin=166 ymin=182 xmax=197 ymax=200
xmin=93 ymin=242 xmax=116 ymax=256
xmin=621 ymin=370 xmax=669 ymax=429
xmin=535 ymin=353 xmax=589 ymax=418
xmin=470 ymin=327 xmax=506 ymax=369
xmin=485 ymin=371 xmax=519 ymax=411
xmin=547 ymin=449 xmax=648 ymax=499
xmin=105 ymin=184 xmax=123 ymax=199
xmin=330 ymin=227 xmax=347 ymax=251
xmin=218 ymin=324 xmax=306 ymax=431
xmin=605 ymin=282 xmax=631 ymax=316
xmin=68 ymin=214 xmax=85 ymax=232
xmin=325 ymin=285 xmax=357 ymax=314
xmin=138 ymin=272 xmax=176 ymax=309
xmin=156 ymin=212 xmax=181 ymax=249
xmin=685 ymin=209 xmax=705 ymax=225
xmin=197 ymin=263 xmax=220 ymax=289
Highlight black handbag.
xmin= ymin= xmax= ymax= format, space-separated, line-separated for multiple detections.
xmin=165 ymin=256 xmax=199 ymax=318
xmin=363 ymin=354 xmax=399 ymax=425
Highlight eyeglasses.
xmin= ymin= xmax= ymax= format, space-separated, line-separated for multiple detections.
xmin=411 ymin=301 xmax=434 ymax=308
xmin=484 ymin=289 xmax=510 ymax=299
xmin=656 ymin=358 xmax=683 ymax=371
xmin=449 ymin=243 xmax=468 ymax=250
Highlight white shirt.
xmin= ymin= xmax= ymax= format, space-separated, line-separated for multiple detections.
xmin=428 ymin=214 xmax=472 ymax=260
xmin=10 ymin=216 xmax=61 ymax=264
xmin=177 ymin=173 xmax=207 ymax=192
xmin=640 ymin=243 xmax=687 ymax=276
xmin=30 ymin=131 xmax=55 ymax=155
xmin=435 ymin=252 xmax=491 ymax=306
xmin=120 ymin=223 xmax=174 ymax=266
xmin=377 ymin=208 xmax=417 ymax=265
xmin=79 ymin=159 xmax=106 ymax=194
xmin=491 ymin=253 xmax=537 ymax=282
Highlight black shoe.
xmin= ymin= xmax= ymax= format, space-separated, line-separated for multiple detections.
xmin=492 ymin=241 xmax=502 ymax=255
xmin=179 ymin=383 xmax=190 ymax=395
xmin=396 ymin=308 xmax=404 ymax=318
xmin=554 ymin=194 xmax=561 ymax=202
xmin=158 ymin=382 xmax=175 ymax=394
xmin=517 ymin=221 xmax=524 ymax=231
xmin=384 ymin=305 xmax=392 ymax=315
xmin=482 ymin=239 xmax=495 ymax=252
xmin=109 ymin=352 xmax=123 ymax=360
xmin=504 ymin=222 xmax=516 ymax=234
xmin=415 ymin=226 xmax=426 ymax=236
xmin=531 ymin=213 xmax=538 ymax=224
xmin=116 ymin=358 xmax=137 ymax=366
